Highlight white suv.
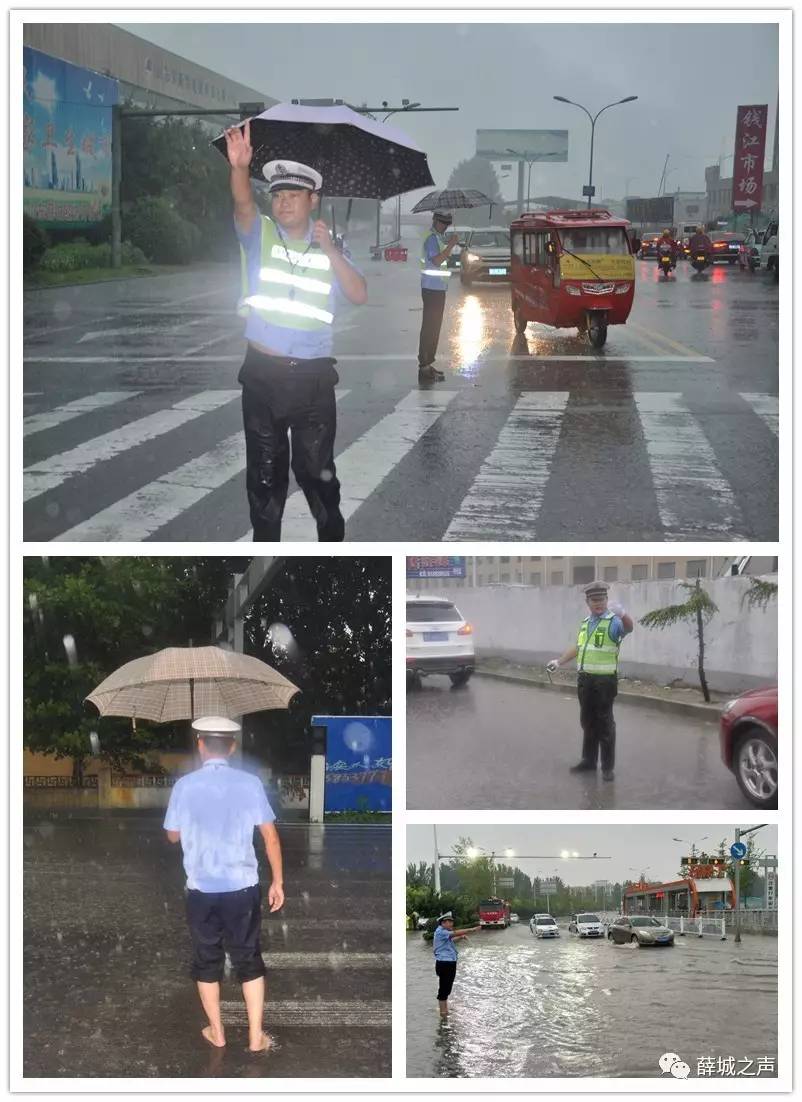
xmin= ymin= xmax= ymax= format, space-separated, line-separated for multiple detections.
xmin=406 ymin=595 xmax=475 ymax=688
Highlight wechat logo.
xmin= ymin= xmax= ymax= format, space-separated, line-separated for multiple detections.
xmin=660 ymin=1052 xmax=691 ymax=1079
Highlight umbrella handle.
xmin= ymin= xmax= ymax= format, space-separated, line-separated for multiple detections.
xmin=190 ymin=677 xmax=195 ymax=720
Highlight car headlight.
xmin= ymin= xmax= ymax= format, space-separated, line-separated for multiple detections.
xmin=565 ymin=284 xmax=581 ymax=296
xmin=464 ymin=252 xmax=479 ymax=263
xmin=722 ymin=699 xmax=737 ymax=714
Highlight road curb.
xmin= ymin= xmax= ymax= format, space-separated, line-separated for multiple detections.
xmin=473 ymin=668 xmax=721 ymax=722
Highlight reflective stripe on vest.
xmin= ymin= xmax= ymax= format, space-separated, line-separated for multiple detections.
xmin=576 ymin=612 xmax=620 ymax=675
xmin=239 ymin=218 xmax=334 ymax=330
xmin=420 ymin=231 xmax=451 ymax=282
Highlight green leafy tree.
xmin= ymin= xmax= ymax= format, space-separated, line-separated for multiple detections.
xmin=406 ymin=861 xmax=435 ymax=889
xmin=445 ymin=156 xmax=504 ymax=227
xmin=640 ymin=578 xmax=719 ymax=701
xmin=741 ymin=577 xmax=778 ymax=612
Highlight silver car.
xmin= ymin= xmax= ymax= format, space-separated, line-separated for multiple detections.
xmin=459 ymin=227 xmax=512 ymax=286
xmin=607 ymin=915 xmax=675 ymax=947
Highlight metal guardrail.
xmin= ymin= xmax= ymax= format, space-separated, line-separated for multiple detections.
xmin=24 ymin=775 xmax=98 ymax=789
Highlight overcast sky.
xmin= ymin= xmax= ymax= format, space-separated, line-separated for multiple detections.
xmin=407 ymin=824 xmax=779 ymax=884
xmin=120 ymin=21 xmax=778 ymax=203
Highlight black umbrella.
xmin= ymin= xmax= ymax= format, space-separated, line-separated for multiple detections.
xmin=212 ymin=102 xmax=434 ymax=200
xmin=411 ymin=188 xmax=493 ymax=213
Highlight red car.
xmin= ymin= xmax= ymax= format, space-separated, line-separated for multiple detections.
xmin=720 ymin=686 xmax=778 ymax=809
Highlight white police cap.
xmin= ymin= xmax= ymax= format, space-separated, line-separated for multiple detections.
xmin=263 ymin=160 xmax=323 ymax=193
xmin=437 ymin=911 xmax=454 ymax=922
xmin=192 ymin=715 xmax=241 ymax=736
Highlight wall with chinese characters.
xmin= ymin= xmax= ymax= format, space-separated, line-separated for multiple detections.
xmin=316 ymin=715 xmax=392 ymax=814
xmin=23 ymin=46 xmax=118 ymax=228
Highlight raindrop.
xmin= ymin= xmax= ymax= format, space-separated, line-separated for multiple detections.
xmin=28 ymin=592 xmax=38 ymax=612
xmin=142 ymin=624 xmax=153 ymax=637
xmin=56 ymin=930 xmax=63 ymax=943
xmin=320 ymin=468 xmax=333 ymax=482
xmin=89 ymin=731 xmax=101 ymax=756
xmin=62 ymin=634 xmax=78 ymax=666
xmin=45 ymin=502 xmax=60 ymax=518
xmin=267 ymin=622 xmax=295 ymax=652
xmin=343 ymin=721 xmax=374 ymax=754
xmin=53 ymin=300 xmax=72 ymax=323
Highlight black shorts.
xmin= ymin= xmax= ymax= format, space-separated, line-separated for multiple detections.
xmin=185 ymin=884 xmax=267 ymax=983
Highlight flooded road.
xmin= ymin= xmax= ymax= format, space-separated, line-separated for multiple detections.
xmin=406 ymin=922 xmax=777 ymax=1078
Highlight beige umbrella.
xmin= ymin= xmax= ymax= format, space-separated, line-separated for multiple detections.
xmin=86 ymin=646 xmax=300 ymax=724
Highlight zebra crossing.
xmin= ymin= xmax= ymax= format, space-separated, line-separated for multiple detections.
xmin=22 ymin=382 xmax=779 ymax=542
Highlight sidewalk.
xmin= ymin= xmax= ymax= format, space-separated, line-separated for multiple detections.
xmin=22 ymin=811 xmax=390 ymax=1078
xmin=475 ymin=655 xmax=725 ymax=721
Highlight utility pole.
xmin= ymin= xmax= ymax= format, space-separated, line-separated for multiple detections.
xmin=433 ymin=825 xmax=441 ymax=893
xmin=733 ymin=824 xmax=767 ymax=943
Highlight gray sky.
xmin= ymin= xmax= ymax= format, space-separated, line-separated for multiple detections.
xmin=407 ymin=824 xmax=779 ymax=884
xmin=119 ymin=21 xmax=778 ymax=203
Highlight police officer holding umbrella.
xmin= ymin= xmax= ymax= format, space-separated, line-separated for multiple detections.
xmin=224 ymin=120 xmax=367 ymax=542
xmin=547 ymin=581 xmax=634 ymax=781
xmin=418 ymin=211 xmax=459 ymax=384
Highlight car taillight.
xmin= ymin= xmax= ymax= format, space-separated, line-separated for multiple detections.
xmin=457 ymin=624 xmax=473 ymax=636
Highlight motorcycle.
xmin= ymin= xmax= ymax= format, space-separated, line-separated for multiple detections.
xmin=690 ymin=251 xmax=712 ymax=274
xmin=657 ymin=245 xmax=675 ymax=279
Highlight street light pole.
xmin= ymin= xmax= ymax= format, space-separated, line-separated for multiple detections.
xmin=554 ymin=95 xmax=638 ymax=209
xmin=507 ymin=148 xmax=562 ymax=211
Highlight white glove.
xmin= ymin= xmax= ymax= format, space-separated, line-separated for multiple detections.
xmin=546 ymin=659 xmax=560 ymax=673
xmin=609 ymin=602 xmax=625 ymax=617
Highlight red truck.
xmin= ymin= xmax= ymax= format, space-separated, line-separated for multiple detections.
xmin=478 ymin=897 xmax=511 ymax=928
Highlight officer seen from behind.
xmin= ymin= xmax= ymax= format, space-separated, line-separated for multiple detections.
xmin=547 ymin=581 xmax=634 ymax=781
xmin=225 ymin=121 xmax=367 ymax=542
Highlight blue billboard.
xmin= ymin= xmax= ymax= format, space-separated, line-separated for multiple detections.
xmin=407 ymin=556 xmax=466 ymax=579
xmin=23 ymin=46 xmax=119 ymax=227
xmin=313 ymin=715 xmax=391 ymax=813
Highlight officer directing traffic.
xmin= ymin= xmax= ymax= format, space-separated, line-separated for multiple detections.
xmin=225 ymin=120 xmax=367 ymax=542
xmin=418 ymin=211 xmax=459 ymax=384
xmin=547 ymin=581 xmax=634 ymax=781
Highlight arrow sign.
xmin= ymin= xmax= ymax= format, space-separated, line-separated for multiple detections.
xmin=733 ymin=199 xmax=758 ymax=208
xmin=730 ymin=842 xmax=747 ymax=859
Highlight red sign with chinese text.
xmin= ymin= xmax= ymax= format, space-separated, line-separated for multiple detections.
xmin=732 ymin=104 xmax=768 ymax=212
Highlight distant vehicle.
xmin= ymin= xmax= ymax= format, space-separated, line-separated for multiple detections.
xmin=740 ymin=221 xmax=778 ymax=279
xmin=416 ymin=916 xmax=433 ymax=929
xmin=406 ymin=595 xmax=474 ymax=689
xmin=720 ymin=685 xmax=778 ymax=809
xmin=459 ymin=227 xmax=512 ymax=286
xmin=607 ymin=915 xmax=674 ymax=946
xmin=710 ymin=231 xmax=745 ymax=265
xmin=638 ymin=233 xmax=663 ymax=258
xmin=479 ymin=897 xmax=511 ymax=928
xmin=447 ymin=224 xmax=473 ymax=269
xmin=531 ymin=913 xmax=560 ymax=938
xmin=568 ymin=913 xmax=604 ymax=938
xmin=509 ymin=912 xmax=520 ymax=923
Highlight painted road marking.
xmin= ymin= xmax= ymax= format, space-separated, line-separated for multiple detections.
xmin=240 ymin=388 xmax=458 ymax=541
xmin=444 ymin=393 xmax=570 ymax=541
xmin=55 ymin=392 xmax=349 ymax=542
xmin=260 ymin=952 xmax=392 ymax=969
xmin=77 ymin=319 xmax=206 ymax=343
xmin=633 ymin=393 xmax=747 ymax=539
xmin=23 ymin=390 xmax=240 ymax=503
xmin=628 ymin=320 xmax=710 ymax=361
xmin=23 ymin=391 xmax=143 ymax=437
xmin=220 ymin=999 xmax=391 ymax=1028
xmin=739 ymin=393 xmax=779 ymax=437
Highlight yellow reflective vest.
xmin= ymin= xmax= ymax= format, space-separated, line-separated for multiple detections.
xmin=576 ymin=612 xmax=620 ymax=676
xmin=239 ymin=216 xmax=334 ymax=330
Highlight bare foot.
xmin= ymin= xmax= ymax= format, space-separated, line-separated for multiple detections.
xmin=247 ymin=1032 xmax=272 ymax=1053
xmin=202 ymin=1025 xmax=226 ymax=1048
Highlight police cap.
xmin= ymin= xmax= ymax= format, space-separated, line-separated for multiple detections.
xmin=264 ymin=160 xmax=323 ymax=193
xmin=583 ymin=581 xmax=609 ymax=598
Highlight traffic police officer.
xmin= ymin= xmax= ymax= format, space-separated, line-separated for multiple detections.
xmin=418 ymin=211 xmax=458 ymax=384
xmin=432 ymin=911 xmax=481 ymax=1018
xmin=225 ymin=120 xmax=367 ymax=542
xmin=547 ymin=581 xmax=634 ymax=781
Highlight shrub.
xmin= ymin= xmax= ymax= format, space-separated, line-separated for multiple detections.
xmin=123 ymin=196 xmax=201 ymax=264
xmin=23 ymin=214 xmax=50 ymax=271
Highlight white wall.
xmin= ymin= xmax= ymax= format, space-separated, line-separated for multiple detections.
xmin=451 ymin=577 xmax=777 ymax=692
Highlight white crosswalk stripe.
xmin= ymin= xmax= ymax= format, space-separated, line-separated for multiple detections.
xmin=444 ymin=393 xmax=570 ymax=541
xmin=739 ymin=392 xmax=778 ymax=436
xmin=55 ymin=392 xmax=349 ymax=542
xmin=220 ymin=999 xmax=391 ymax=1028
xmin=23 ymin=391 xmax=142 ymax=437
xmin=23 ymin=390 xmax=240 ymax=503
xmin=633 ymin=393 xmax=748 ymax=539
xmin=24 ymin=385 xmax=777 ymax=541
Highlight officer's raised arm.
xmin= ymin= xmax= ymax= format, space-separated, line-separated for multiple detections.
xmin=225 ymin=120 xmax=257 ymax=233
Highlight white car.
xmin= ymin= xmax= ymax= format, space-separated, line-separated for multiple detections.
xmin=459 ymin=226 xmax=512 ymax=286
xmin=530 ymin=914 xmax=560 ymax=938
xmin=568 ymin=912 xmax=604 ymax=938
xmin=509 ymin=912 xmax=520 ymax=924
xmin=406 ymin=595 xmax=475 ymax=689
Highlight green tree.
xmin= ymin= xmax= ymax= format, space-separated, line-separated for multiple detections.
xmin=444 ymin=837 xmax=495 ymax=900
xmin=23 ymin=557 xmax=239 ymax=779
xmin=406 ymin=861 xmax=435 ymax=889
xmin=640 ymin=578 xmax=719 ymax=701
xmin=741 ymin=577 xmax=778 ymax=612
xmin=445 ymin=155 xmax=504 ymax=227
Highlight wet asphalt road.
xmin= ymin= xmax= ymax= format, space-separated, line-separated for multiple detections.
xmin=406 ymin=922 xmax=778 ymax=1078
xmin=23 ymin=247 xmax=778 ymax=541
xmin=22 ymin=813 xmax=390 ymax=1078
xmin=406 ymin=674 xmax=750 ymax=811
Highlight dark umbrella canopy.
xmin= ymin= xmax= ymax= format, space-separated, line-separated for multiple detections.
xmin=212 ymin=102 xmax=434 ymax=200
xmin=411 ymin=188 xmax=493 ymax=213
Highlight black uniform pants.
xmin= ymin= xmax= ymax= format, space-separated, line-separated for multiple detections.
xmin=239 ymin=346 xmax=344 ymax=542
xmin=418 ymin=288 xmax=447 ymax=368
xmin=435 ymin=960 xmax=457 ymax=1001
xmin=577 ymin=672 xmax=618 ymax=770
xmin=185 ymin=884 xmax=267 ymax=984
